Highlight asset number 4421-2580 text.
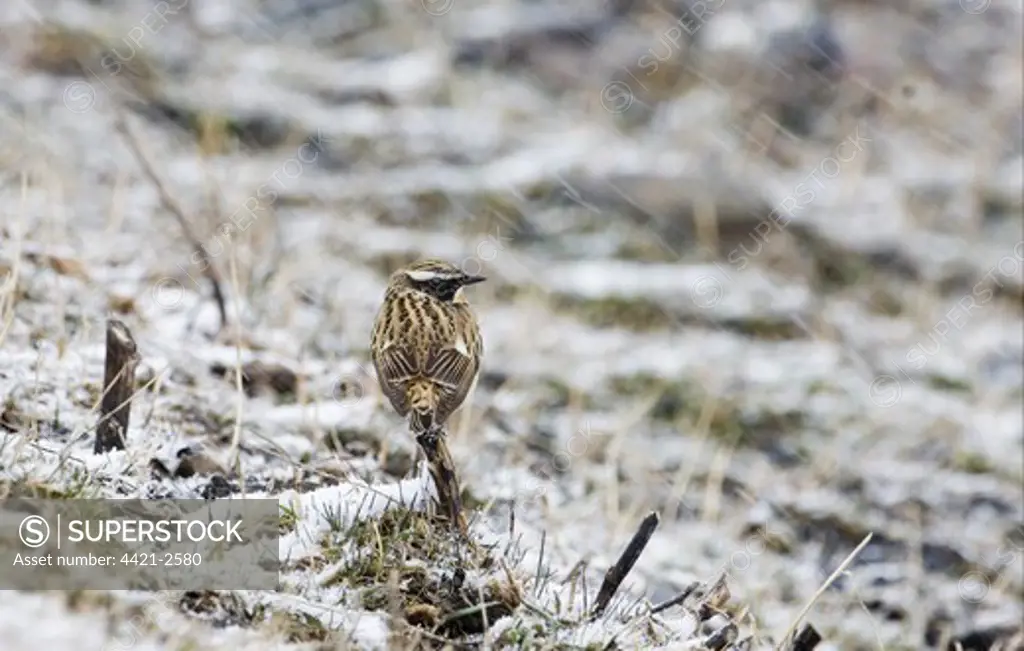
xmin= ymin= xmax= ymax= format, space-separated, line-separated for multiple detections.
xmin=121 ymin=552 xmax=201 ymax=566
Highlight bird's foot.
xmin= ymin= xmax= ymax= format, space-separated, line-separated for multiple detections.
xmin=415 ymin=426 xmax=443 ymax=451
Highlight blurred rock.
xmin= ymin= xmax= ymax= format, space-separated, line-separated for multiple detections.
xmin=452 ymin=9 xmax=612 ymax=93
xmin=734 ymin=16 xmax=847 ymax=140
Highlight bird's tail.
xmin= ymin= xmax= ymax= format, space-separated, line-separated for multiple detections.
xmin=406 ymin=380 xmax=466 ymax=534
xmin=406 ymin=380 xmax=438 ymax=434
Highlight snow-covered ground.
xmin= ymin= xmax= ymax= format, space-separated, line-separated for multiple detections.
xmin=0 ymin=0 xmax=1021 ymax=648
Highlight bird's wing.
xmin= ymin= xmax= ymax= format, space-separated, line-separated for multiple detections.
xmin=425 ymin=336 xmax=480 ymax=426
xmin=372 ymin=340 xmax=419 ymax=416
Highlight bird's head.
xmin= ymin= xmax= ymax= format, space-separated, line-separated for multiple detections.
xmin=390 ymin=258 xmax=486 ymax=302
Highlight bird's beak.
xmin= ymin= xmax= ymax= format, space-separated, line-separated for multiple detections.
xmin=462 ymin=274 xmax=486 ymax=285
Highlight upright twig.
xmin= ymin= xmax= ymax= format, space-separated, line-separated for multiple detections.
xmin=112 ymin=107 xmax=229 ymax=331
xmin=789 ymin=623 xmax=822 ymax=651
xmin=416 ymin=429 xmax=468 ymax=537
xmin=589 ymin=511 xmax=660 ymax=620
xmin=94 ymin=319 xmax=140 ymax=453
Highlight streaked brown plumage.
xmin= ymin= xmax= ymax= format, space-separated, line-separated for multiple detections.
xmin=370 ymin=259 xmax=485 ymax=532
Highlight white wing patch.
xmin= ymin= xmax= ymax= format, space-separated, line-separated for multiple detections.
xmin=454 ymin=335 xmax=470 ymax=357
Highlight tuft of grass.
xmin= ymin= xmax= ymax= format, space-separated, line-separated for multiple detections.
xmin=608 ymin=373 xmax=806 ymax=448
xmin=279 ymin=504 xmax=299 ymax=534
xmin=269 ymin=611 xmax=330 ymax=643
xmin=0 ymin=471 xmax=94 ymax=499
xmin=926 ymin=374 xmax=972 ymax=393
xmin=318 ymin=508 xmax=521 ymax=641
xmin=714 ymin=316 xmax=807 ymax=340
xmin=553 ymin=295 xmax=677 ymax=332
xmin=554 ymin=295 xmax=805 ymax=339
xmin=952 ymin=451 xmax=993 ymax=475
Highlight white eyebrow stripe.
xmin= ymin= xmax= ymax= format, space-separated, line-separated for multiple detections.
xmin=406 ymin=270 xmax=440 ymax=282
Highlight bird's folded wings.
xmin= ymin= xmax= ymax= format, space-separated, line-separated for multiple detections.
xmin=426 ymin=344 xmax=479 ymax=421
xmin=374 ymin=341 xmax=417 ymax=414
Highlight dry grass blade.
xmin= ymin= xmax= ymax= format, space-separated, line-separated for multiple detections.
xmin=0 ymin=179 xmax=28 ymax=351
xmin=112 ymin=106 xmax=229 ymax=331
xmin=776 ymin=532 xmax=873 ymax=649
xmin=650 ymin=581 xmax=699 ymax=616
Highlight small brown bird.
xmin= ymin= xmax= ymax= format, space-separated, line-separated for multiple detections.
xmin=370 ymin=259 xmax=486 ymax=531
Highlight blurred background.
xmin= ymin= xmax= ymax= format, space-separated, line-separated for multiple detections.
xmin=0 ymin=0 xmax=1021 ymax=649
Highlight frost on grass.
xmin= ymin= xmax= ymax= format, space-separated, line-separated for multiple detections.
xmin=0 ymin=364 xmax=785 ymax=651
xmin=0 ymin=235 xmax=836 ymax=650
xmin=277 ymin=461 xmax=435 ymax=563
xmin=3 ymin=0 xmax=1022 ymax=647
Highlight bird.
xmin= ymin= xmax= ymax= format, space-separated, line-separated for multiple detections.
xmin=370 ymin=258 xmax=486 ymax=533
